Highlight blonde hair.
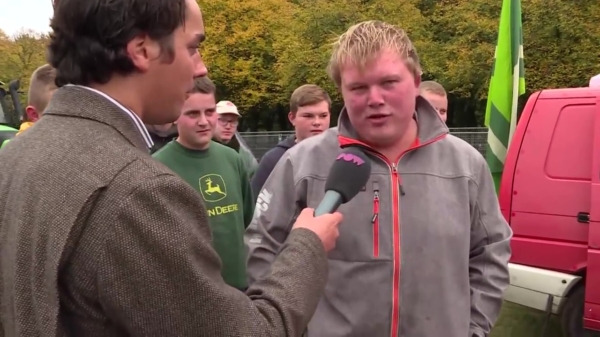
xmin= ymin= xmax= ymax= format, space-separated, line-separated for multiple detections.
xmin=327 ymin=20 xmax=422 ymax=86
xmin=419 ymin=80 xmax=446 ymax=96
xmin=28 ymin=64 xmax=57 ymax=113
xmin=290 ymin=84 xmax=331 ymax=115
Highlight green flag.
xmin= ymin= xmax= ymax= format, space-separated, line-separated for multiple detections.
xmin=485 ymin=0 xmax=525 ymax=192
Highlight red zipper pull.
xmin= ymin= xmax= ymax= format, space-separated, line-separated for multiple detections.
xmin=372 ymin=190 xmax=380 ymax=258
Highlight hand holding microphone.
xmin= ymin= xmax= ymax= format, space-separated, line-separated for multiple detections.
xmin=293 ymin=147 xmax=372 ymax=252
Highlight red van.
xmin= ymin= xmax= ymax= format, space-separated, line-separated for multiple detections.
xmin=499 ymin=84 xmax=600 ymax=336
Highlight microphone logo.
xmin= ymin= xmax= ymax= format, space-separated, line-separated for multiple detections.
xmin=336 ymin=153 xmax=365 ymax=165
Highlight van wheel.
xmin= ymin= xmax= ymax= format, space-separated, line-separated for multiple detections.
xmin=561 ymin=285 xmax=600 ymax=337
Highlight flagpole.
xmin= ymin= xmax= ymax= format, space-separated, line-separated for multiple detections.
xmin=508 ymin=44 xmax=523 ymax=144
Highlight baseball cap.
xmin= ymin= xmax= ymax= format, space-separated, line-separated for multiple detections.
xmin=216 ymin=100 xmax=241 ymax=116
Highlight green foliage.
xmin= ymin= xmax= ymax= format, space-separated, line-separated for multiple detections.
xmin=521 ymin=0 xmax=600 ymax=90
xmin=195 ymin=0 xmax=599 ymax=129
xmin=0 ymin=30 xmax=49 ymax=107
xmin=1 ymin=2 xmax=599 ymax=129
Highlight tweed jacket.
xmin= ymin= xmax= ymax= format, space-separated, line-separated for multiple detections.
xmin=0 ymin=86 xmax=328 ymax=336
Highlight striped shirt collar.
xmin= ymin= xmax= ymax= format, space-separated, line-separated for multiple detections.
xmin=65 ymin=84 xmax=154 ymax=149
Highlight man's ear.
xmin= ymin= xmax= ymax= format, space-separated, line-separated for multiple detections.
xmin=414 ymin=74 xmax=421 ymax=90
xmin=126 ymin=33 xmax=160 ymax=73
xmin=288 ymin=111 xmax=296 ymax=126
xmin=25 ymin=106 xmax=40 ymax=122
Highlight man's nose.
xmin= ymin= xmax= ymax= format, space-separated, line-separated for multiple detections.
xmin=194 ymin=55 xmax=208 ymax=78
xmin=367 ymin=87 xmax=384 ymax=107
xmin=197 ymin=114 xmax=208 ymax=126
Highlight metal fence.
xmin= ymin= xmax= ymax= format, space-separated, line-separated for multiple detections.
xmin=240 ymin=127 xmax=489 ymax=160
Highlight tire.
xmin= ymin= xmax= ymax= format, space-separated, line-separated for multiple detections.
xmin=560 ymin=285 xmax=600 ymax=337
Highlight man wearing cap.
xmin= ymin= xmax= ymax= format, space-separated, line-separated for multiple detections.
xmin=214 ymin=100 xmax=258 ymax=180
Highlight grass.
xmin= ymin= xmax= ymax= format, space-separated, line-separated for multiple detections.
xmin=491 ymin=301 xmax=563 ymax=337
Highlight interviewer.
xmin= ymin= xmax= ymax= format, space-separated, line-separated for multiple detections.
xmin=0 ymin=0 xmax=342 ymax=336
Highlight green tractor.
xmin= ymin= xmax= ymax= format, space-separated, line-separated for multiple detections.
xmin=0 ymin=79 xmax=24 ymax=148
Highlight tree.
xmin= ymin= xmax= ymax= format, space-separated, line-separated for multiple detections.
xmin=423 ymin=0 xmax=500 ymax=125
xmin=274 ymin=0 xmax=433 ymax=104
xmin=521 ymin=0 xmax=600 ymax=90
xmin=0 ymin=29 xmax=49 ymax=106
xmin=197 ymin=0 xmax=296 ymax=130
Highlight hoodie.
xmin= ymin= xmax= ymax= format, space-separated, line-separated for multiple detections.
xmin=216 ymin=132 xmax=259 ymax=181
xmin=16 ymin=122 xmax=33 ymax=135
xmin=250 ymin=135 xmax=296 ymax=201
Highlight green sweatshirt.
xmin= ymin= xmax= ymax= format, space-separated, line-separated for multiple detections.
xmin=153 ymin=140 xmax=254 ymax=289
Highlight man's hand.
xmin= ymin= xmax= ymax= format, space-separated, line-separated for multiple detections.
xmin=292 ymin=208 xmax=343 ymax=252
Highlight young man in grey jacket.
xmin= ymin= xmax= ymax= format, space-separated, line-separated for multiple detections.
xmin=245 ymin=20 xmax=512 ymax=337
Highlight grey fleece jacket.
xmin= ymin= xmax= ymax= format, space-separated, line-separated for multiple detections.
xmin=245 ymin=96 xmax=512 ymax=337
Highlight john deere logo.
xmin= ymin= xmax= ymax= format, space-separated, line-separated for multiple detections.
xmin=199 ymin=174 xmax=227 ymax=202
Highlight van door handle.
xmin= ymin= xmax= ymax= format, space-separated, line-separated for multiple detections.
xmin=577 ymin=212 xmax=590 ymax=223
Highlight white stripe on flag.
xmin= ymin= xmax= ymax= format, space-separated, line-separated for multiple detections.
xmin=487 ymin=128 xmax=508 ymax=164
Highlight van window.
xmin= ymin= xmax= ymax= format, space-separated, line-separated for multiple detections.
xmin=544 ymin=104 xmax=594 ymax=181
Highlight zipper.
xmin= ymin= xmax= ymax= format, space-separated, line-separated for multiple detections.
xmin=338 ymin=132 xmax=447 ymax=337
xmin=390 ymin=162 xmax=400 ymax=337
xmin=372 ymin=187 xmax=380 ymax=257
xmin=366 ymin=154 xmax=401 ymax=337
xmin=387 ymin=134 xmax=446 ymax=337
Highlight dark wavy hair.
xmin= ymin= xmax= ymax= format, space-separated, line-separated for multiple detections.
xmin=48 ymin=0 xmax=186 ymax=87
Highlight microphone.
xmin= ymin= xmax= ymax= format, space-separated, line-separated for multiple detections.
xmin=314 ymin=147 xmax=372 ymax=216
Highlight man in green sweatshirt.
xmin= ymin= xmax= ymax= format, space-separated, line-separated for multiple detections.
xmin=153 ymin=76 xmax=254 ymax=291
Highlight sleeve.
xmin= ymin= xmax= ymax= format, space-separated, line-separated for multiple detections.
xmin=245 ymin=152 xmax=306 ymax=285
xmin=237 ymin=144 xmax=258 ymax=181
xmin=239 ymin=157 xmax=255 ymax=228
xmin=250 ymin=149 xmax=280 ymax=201
xmin=468 ymin=158 xmax=513 ymax=337
xmin=97 ymin=174 xmax=327 ymax=337
xmin=246 ymin=153 xmax=259 ymax=180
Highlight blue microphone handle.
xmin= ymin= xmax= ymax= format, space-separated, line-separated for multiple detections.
xmin=314 ymin=190 xmax=343 ymax=216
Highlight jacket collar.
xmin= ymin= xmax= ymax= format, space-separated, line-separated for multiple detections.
xmin=44 ymin=85 xmax=153 ymax=151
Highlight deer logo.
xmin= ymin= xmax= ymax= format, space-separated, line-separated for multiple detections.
xmin=199 ymin=174 xmax=227 ymax=202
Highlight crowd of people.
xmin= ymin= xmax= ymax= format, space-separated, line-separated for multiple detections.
xmin=0 ymin=0 xmax=512 ymax=336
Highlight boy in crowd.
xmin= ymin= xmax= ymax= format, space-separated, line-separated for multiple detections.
xmin=153 ymin=76 xmax=254 ymax=291
xmin=1 ymin=64 xmax=57 ymax=149
xmin=212 ymin=100 xmax=258 ymax=179
xmin=250 ymin=84 xmax=331 ymax=200
xmin=419 ymin=80 xmax=448 ymax=123
xmin=20 ymin=64 xmax=58 ymax=134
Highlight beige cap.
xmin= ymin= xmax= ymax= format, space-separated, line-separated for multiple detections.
xmin=216 ymin=100 xmax=241 ymax=116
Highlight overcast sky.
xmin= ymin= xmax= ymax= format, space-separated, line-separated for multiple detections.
xmin=0 ymin=0 xmax=53 ymax=37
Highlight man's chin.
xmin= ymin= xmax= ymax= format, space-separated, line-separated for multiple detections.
xmin=194 ymin=139 xmax=210 ymax=149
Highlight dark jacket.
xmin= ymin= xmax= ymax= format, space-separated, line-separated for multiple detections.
xmin=148 ymin=127 xmax=178 ymax=154
xmin=251 ymin=135 xmax=296 ymax=201
xmin=0 ymin=86 xmax=328 ymax=337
